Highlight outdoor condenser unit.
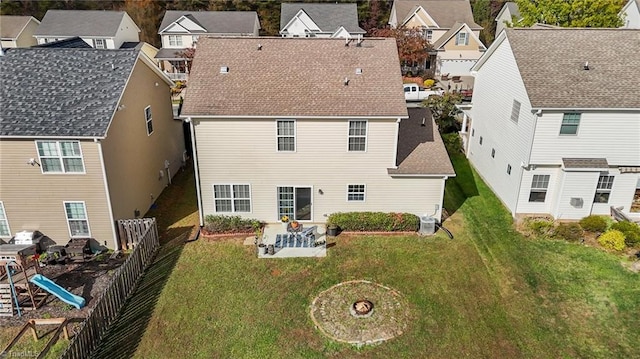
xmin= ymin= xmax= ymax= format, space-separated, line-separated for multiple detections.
xmin=419 ymin=216 xmax=436 ymax=235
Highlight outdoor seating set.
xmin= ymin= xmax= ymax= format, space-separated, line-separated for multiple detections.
xmin=277 ymin=222 xmax=322 ymax=249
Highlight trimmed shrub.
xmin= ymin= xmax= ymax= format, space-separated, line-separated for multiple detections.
xmin=553 ymin=223 xmax=584 ymax=242
xmin=204 ymin=215 xmax=264 ymax=234
xmin=442 ymin=133 xmax=463 ymax=154
xmin=611 ymin=221 xmax=640 ymax=247
xmin=523 ymin=217 xmax=555 ymax=237
xmin=579 ymin=215 xmax=608 ymax=233
xmin=423 ymin=79 xmax=435 ymax=88
xmin=327 ymin=212 xmax=420 ymax=232
xmin=597 ymin=230 xmax=626 ymax=251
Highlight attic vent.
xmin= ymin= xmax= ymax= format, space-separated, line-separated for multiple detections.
xmin=355 ymin=68 xmax=363 ymax=75
xmin=220 ymin=66 xmax=229 ymax=74
xmin=583 ymin=61 xmax=589 ymax=70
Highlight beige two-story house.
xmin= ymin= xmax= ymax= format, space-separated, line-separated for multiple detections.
xmin=389 ymin=0 xmax=486 ymax=76
xmin=0 ymin=46 xmax=185 ymax=249
xmin=182 ymin=37 xmax=455 ymax=227
xmin=0 ymin=16 xmax=40 ymax=49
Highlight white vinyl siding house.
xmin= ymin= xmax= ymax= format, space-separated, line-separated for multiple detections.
xmin=466 ymin=28 xmax=640 ymax=220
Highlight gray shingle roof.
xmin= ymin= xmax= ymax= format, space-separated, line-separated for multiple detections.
xmin=0 ymin=16 xmax=38 ymax=39
xmin=182 ymin=37 xmax=407 ymax=118
xmin=34 ymin=10 xmax=131 ymax=37
xmin=0 ymin=48 xmax=139 ymax=138
xmin=280 ymin=3 xmax=365 ymax=34
xmin=393 ymin=0 xmax=481 ymax=29
xmin=159 ymin=11 xmax=259 ymax=34
xmin=388 ymin=107 xmax=455 ymax=176
xmin=505 ymin=28 xmax=640 ymax=109
xmin=34 ymin=36 xmax=92 ymax=48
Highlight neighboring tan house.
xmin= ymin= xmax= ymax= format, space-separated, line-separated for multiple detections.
xmin=388 ymin=0 xmax=485 ymax=76
xmin=0 ymin=46 xmax=185 ymax=249
xmin=182 ymin=37 xmax=454 ymax=227
xmin=495 ymin=2 xmax=522 ymax=36
xmin=621 ymin=0 xmax=640 ymax=28
xmin=156 ymin=10 xmax=260 ymax=81
xmin=33 ymin=10 xmax=140 ymax=49
xmin=280 ymin=3 xmax=366 ymax=39
xmin=463 ymin=28 xmax=640 ymax=220
xmin=0 ymin=16 xmax=40 ymax=49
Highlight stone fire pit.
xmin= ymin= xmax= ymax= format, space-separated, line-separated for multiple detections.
xmin=310 ymin=280 xmax=410 ymax=346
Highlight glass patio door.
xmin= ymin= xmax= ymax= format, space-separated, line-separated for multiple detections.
xmin=278 ymin=186 xmax=312 ymax=221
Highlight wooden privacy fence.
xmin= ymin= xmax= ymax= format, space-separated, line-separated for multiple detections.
xmin=60 ymin=218 xmax=159 ymax=359
xmin=117 ymin=218 xmax=157 ymax=249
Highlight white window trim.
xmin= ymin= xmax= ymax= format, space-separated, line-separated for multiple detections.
xmin=212 ymin=184 xmax=252 ymax=213
xmin=559 ymin=113 xmax=581 ymax=136
xmin=456 ymin=32 xmax=468 ymax=45
xmin=35 ymin=140 xmax=86 ymax=174
xmin=168 ymin=35 xmax=183 ymax=47
xmin=144 ymin=106 xmax=153 ymax=136
xmin=348 ymin=120 xmax=368 ymax=152
xmin=94 ymin=38 xmax=106 ymax=49
xmin=346 ymin=184 xmax=366 ymax=202
xmin=594 ymin=175 xmax=614 ymax=203
xmin=276 ymin=119 xmax=296 ymax=152
xmin=0 ymin=201 xmax=11 ymax=238
xmin=529 ymin=174 xmax=550 ymax=203
xmin=63 ymin=201 xmax=91 ymax=238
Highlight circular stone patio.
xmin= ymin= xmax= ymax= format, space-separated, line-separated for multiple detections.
xmin=310 ymin=280 xmax=410 ymax=346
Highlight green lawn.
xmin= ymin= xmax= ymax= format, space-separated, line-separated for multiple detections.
xmin=93 ymin=155 xmax=639 ymax=358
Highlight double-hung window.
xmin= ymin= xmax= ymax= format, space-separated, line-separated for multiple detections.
xmin=213 ymin=184 xmax=251 ymax=212
xmin=36 ymin=141 xmax=85 ymax=173
xmin=0 ymin=202 xmax=10 ymax=238
xmin=347 ymin=184 xmax=366 ymax=201
xmin=529 ymin=175 xmax=550 ymax=202
xmin=94 ymin=38 xmax=106 ymax=49
xmin=145 ymin=106 xmax=153 ymax=135
xmin=456 ymin=32 xmax=468 ymax=45
xmin=594 ymin=175 xmax=614 ymax=203
xmin=277 ymin=120 xmax=295 ymax=151
xmin=168 ymin=35 xmax=182 ymax=47
xmin=348 ymin=120 xmax=367 ymax=151
xmin=64 ymin=202 xmax=90 ymax=237
xmin=560 ymin=113 xmax=580 ymax=135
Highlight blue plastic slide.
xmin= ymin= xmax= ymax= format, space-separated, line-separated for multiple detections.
xmin=30 ymin=274 xmax=86 ymax=309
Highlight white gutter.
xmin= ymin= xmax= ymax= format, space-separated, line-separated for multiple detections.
xmin=532 ymin=107 xmax=639 ymax=112
xmin=187 ymin=118 xmax=204 ymax=226
xmin=388 ymin=174 xmax=454 ymax=178
xmin=0 ymin=135 xmax=106 ymax=140
xmin=96 ymin=139 xmax=119 ymax=249
xmin=183 ymin=114 xmax=409 ymax=120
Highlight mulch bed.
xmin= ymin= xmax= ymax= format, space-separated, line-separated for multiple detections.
xmin=0 ymin=255 xmax=127 ymax=328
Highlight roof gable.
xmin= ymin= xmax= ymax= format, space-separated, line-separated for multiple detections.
xmin=280 ymin=9 xmax=321 ymax=35
xmin=159 ymin=11 xmax=259 ymax=35
xmin=0 ymin=16 xmax=39 ymax=39
xmin=0 ymin=48 xmax=140 ymax=138
xmin=392 ymin=0 xmax=481 ymax=29
xmin=182 ymin=37 xmax=407 ymax=118
xmin=280 ymin=3 xmax=365 ymax=34
xmin=34 ymin=10 xmax=138 ymax=37
xmin=401 ymin=6 xmax=439 ymax=28
xmin=496 ymin=2 xmax=521 ymax=21
xmin=489 ymin=28 xmax=640 ymax=109
xmin=432 ymin=22 xmax=486 ymax=49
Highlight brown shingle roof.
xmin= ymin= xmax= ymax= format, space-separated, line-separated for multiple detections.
xmin=562 ymin=158 xmax=609 ymax=169
xmin=388 ymin=107 xmax=455 ymax=176
xmin=505 ymin=28 xmax=640 ymax=109
xmin=0 ymin=16 xmax=38 ymax=39
xmin=393 ymin=0 xmax=481 ymax=29
xmin=182 ymin=37 xmax=408 ymax=117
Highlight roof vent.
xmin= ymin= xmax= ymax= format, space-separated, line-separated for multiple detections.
xmin=345 ymin=38 xmax=352 ymax=47
xmin=356 ymin=35 xmax=363 ymax=47
xmin=220 ymin=66 xmax=229 ymax=74
xmin=583 ymin=61 xmax=589 ymax=70
xmin=257 ymin=44 xmax=262 ymax=51
xmin=355 ymin=68 xmax=363 ymax=75
xmin=344 ymin=77 xmax=349 ymax=86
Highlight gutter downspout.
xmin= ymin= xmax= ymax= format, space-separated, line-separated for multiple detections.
xmin=96 ymin=139 xmax=119 ymax=249
xmin=187 ymin=118 xmax=204 ymax=227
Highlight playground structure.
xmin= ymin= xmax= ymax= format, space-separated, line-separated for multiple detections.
xmin=1 ymin=317 xmax=82 ymax=358
xmin=0 ymin=244 xmax=47 ymax=317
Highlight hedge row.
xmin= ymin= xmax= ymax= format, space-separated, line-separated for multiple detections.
xmin=327 ymin=212 xmax=420 ymax=232
xmin=204 ymin=215 xmax=264 ymax=234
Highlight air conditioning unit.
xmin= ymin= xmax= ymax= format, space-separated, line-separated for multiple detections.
xmin=570 ymin=197 xmax=583 ymax=208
